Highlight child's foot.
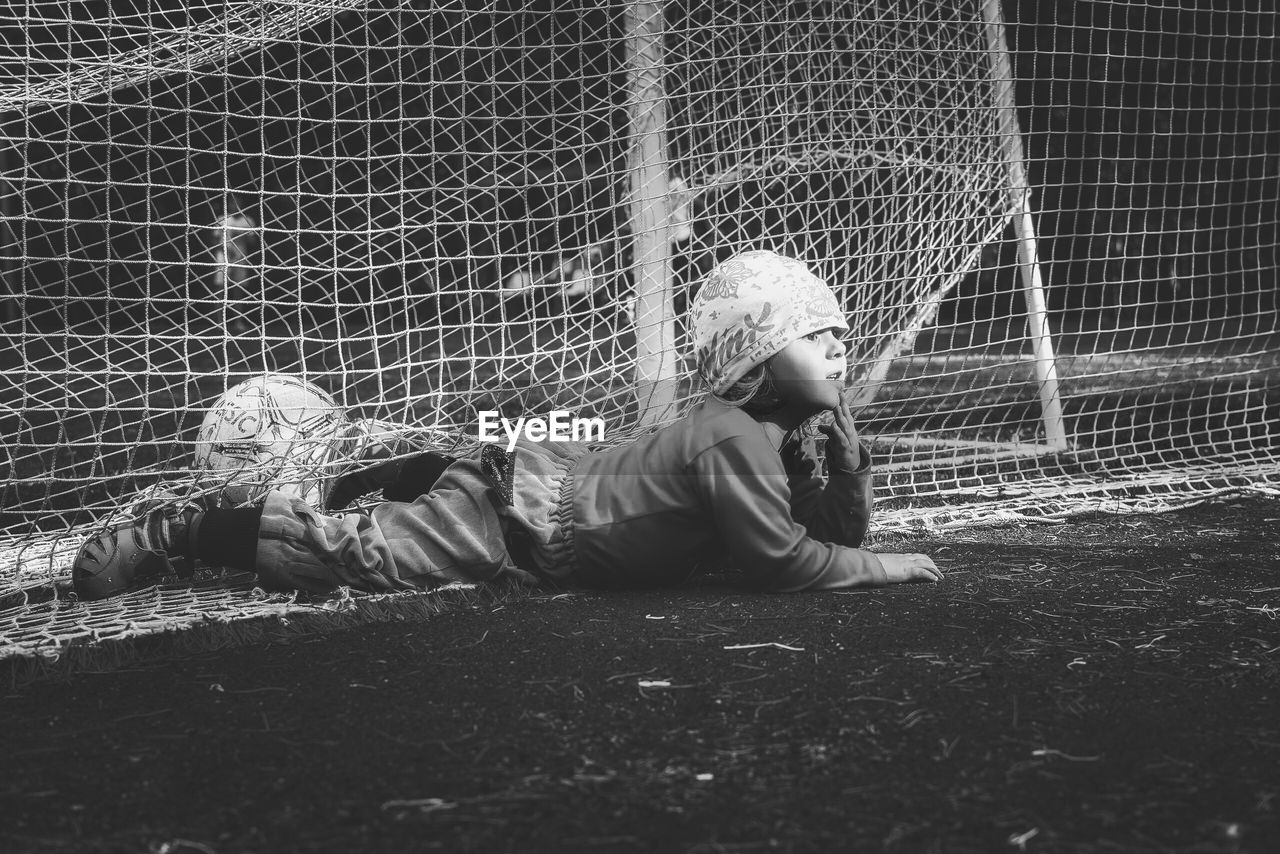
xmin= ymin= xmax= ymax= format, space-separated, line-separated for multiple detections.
xmin=71 ymin=488 xmax=199 ymax=600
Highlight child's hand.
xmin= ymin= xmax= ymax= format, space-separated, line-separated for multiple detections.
xmin=877 ymin=553 xmax=943 ymax=583
xmin=819 ymin=394 xmax=863 ymax=474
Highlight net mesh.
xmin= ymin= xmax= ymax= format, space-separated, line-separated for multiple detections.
xmin=2 ymin=0 xmax=1277 ymax=662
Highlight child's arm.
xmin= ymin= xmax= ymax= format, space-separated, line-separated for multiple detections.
xmin=696 ymin=432 xmax=939 ymax=591
xmin=783 ymin=397 xmax=872 ymax=547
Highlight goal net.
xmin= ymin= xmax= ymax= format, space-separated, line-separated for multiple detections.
xmin=2 ymin=0 xmax=1277 ymax=662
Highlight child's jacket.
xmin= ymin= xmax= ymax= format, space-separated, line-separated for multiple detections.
xmin=560 ymin=397 xmax=886 ymax=591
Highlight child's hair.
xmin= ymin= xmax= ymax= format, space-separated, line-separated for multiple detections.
xmin=712 ymin=362 xmax=785 ymax=415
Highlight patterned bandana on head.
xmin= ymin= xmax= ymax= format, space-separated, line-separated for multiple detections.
xmin=689 ymin=250 xmax=848 ymax=395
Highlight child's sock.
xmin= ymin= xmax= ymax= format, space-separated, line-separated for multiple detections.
xmin=382 ymin=451 xmax=458 ymax=502
xmin=179 ymin=507 xmax=264 ymax=572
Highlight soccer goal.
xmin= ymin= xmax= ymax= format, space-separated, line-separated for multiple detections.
xmin=0 ymin=1 xmax=1277 ymax=661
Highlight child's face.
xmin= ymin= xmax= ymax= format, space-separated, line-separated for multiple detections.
xmin=767 ymin=328 xmax=848 ymax=419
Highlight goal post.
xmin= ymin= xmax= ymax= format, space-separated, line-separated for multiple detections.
xmin=625 ymin=0 xmax=679 ymax=426
xmin=983 ymin=0 xmax=1070 ymax=454
xmin=855 ymin=0 xmax=1070 ymax=462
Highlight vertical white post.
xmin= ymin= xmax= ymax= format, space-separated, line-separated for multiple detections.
xmin=626 ymin=0 xmax=678 ymax=426
xmin=0 ymin=145 xmax=11 ymax=323
xmin=983 ymin=0 xmax=1070 ymax=452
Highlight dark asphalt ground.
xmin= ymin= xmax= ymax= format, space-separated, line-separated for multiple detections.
xmin=2 ymin=499 xmax=1278 ymax=853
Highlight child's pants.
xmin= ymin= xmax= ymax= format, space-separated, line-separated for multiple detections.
xmin=251 ymin=440 xmax=586 ymax=594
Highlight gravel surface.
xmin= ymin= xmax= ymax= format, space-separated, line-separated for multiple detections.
xmin=3 ymin=499 xmax=1278 ymax=853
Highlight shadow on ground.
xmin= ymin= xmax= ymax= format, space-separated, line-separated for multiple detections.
xmin=2 ymin=499 xmax=1278 ymax=853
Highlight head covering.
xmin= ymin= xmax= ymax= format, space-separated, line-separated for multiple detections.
xmin=689 ymin=250 xmax=848 ymax=395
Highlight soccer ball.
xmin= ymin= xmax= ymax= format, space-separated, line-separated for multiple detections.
xmin=193 ymin=374 xmax=350 ymax=506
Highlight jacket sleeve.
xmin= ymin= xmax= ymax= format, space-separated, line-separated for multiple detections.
xmin=692 ymin=434 xmax=887 ymax=592
xmin=781 ymin=434 xmax=874 ymax=548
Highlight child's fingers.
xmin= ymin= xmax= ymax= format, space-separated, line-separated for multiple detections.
xmin=828 ymin=409 xmax=847 ymax=438
xmin=821 ymin=408 xmax=863 ymax=471
xmin=823 ymin=425 xmax=854 ymax=456
xmin=828 ymin=401 xmax=849 ymax=429
xmin=879 ymin=553 xmax=941 ymax=584
xmin=901 ymin=554 xmax=942 ymax=582
xmin=822 ymin=414 xmax=854 ymax=440
xmin=832 ymin=404 xmax=859 ymax=445
xmin=837 ymin=396 xmax=858 ymax=430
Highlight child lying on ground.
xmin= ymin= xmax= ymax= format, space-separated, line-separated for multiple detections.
xmin=72 ymin=249 xmax=941 ymax=598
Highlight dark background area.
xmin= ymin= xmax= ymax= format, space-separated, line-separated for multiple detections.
xmin=988 ymin=0 xmax=1279 ymax=327
xmin=0 ymin=0 xmax=1274 ymax=329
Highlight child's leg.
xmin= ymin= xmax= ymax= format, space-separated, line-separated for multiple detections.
xmin=72 ymin=457 xmax=530 ymax=600
xmin=217 ymin=457 xmax=526 ymax=593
